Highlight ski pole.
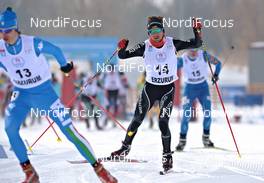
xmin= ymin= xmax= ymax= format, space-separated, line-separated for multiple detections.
xmin=88 ymin=95 xmax=127 ymax=131
xmin=221 ymin=45 xmax=235 ymax=68
xmin=203 ymin=43 xmax=241 ymax=158
xmin=30 ymin=48 xmax=120 ymax=149
xmin=46 ymin=116 xmax=62 ymax=142
xmin=72 ymin=79 xmax=127 ymax=131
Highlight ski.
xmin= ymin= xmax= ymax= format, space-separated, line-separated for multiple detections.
xmin=159 ymin=169 xmax=199 ymax=175
xmin=212 ymin=146 xmax=235 ymax=152
xmin=67 ymin=160 xmax=88 ymax=164
xmin=159 ymin=169 xmax=173 ymax=175
xmin=68 ymin=157 xmax=148 ymax=164
xmin=190 ymin=146 xmax=234 ymax=152
xmin=159 ymin=169 xmax=189 ymax=175
xmin=100 ymin=157 xmax=148 ymax=163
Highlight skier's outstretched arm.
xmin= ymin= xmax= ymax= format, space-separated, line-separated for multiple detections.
xmin=33 ymin=37 xmax=68 ymax=67
xmin=173 ymin=18 xmax=203 ymax=51
xmin=203 ymin=51 xmax=222 ymax=84
xmin=117 ymin=39 xmax=145 ymax=59
xmin=203 ymin=51 xmax=222 ymax=76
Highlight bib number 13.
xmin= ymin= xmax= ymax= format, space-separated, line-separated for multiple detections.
xmin=16 ymin=68 xmax=32 ymax=78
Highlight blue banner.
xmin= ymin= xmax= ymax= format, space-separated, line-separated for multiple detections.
xmin=42 ymin=36 xmax=118 ymax=71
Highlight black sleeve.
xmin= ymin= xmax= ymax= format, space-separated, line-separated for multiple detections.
xmin=118 ymin=42 xmax=145 ymax=59
xmin=173 ymin=28 xmax=203 ymax=51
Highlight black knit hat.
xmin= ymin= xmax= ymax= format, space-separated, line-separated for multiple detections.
xmin=147 ymin=16 xmax=164 ymax=30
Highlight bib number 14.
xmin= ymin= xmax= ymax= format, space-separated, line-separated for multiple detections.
xmin=156 ymin=64 xmax=169 ymax=75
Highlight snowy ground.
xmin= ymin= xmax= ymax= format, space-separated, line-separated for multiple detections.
xmin=0 ymin=109 xmax=264 ymax=183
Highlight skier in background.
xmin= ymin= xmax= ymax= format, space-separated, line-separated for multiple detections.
xmin=103 ymin=64 xmax=122 ymax=127
xmin=0 ymin=7 xmax=117 ymax=183
xmin=175 ymin=48 xmax=222 ymax=151
xmin=110 ymin=16 xmax=203 ymax=172
xmin=51 ymin=72 xmax=61 ymax=97
xmin=1 ymin=76 xmax=12 ymax=118
xmin=81 ymin=73 xmax=104 ymax=130
xmin=118 ymin=71 xmax=130 ymax=119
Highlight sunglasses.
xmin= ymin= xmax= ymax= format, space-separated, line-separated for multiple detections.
xmin=148 ymin=28 xmax=163 ymax=35
xmin=0 ymin=29 xmax=13 ymax=34
xmin=189 ymin=49 xmax=198 ymax=52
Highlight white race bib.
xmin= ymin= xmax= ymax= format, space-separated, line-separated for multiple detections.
xmin=182 ymin=50 xmax=208 ymax=84
xmin=0 ymin=35 xmax=51 ymax=89
xmin=144 ymin=37 xmax=178 ymax=85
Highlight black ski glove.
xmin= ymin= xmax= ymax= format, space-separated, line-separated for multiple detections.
xmin=211 ymin=73 xmax=219 ymax=85
xmin=60 ymin=62 xmax=73 ymax=73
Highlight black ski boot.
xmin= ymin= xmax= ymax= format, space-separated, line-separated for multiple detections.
xmin=162 ymin=152 xmax=173 ymax=172
xmin=176 ymin=137 xmax=186 ymax=151
xmin=202 ymin=134 xmax=214 ymax=148
xmin=110 ymin=141 xmax=131 ymax=160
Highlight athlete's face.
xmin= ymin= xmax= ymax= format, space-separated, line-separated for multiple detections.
xmin=2 ymin=29 xmax=18 ymax=44
xmin=188 ymin=50 xmax=198 ymax=59
xmin=148 ymin=26 xmax=164 ymax=42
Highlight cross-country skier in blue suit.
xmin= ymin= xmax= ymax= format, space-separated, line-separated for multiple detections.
xmin=175 ymin=48 xmax=222 ymax=151
xmin=0 ymin=7 xmax=117 ymax=183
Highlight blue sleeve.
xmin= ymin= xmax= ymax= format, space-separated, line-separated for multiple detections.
xmin=177 ymin=57 xmax=183 ymax=69
xmin=203 ymin=51 xmax=222 ymax=76
xmin=0 ymin=62 xmax=7 ymax=72
xmin=33 ymin=37 xmax=67 ymax=67
xmin=214 ymin=59 xmax=222 ymax=75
